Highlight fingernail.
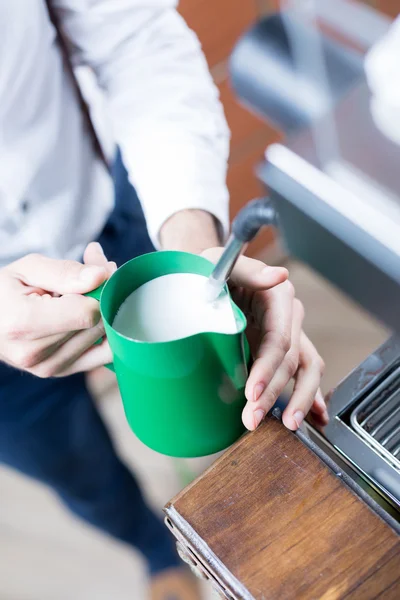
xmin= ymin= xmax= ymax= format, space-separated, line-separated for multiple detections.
xmin=253 ymin=383 xmax=265 ymax=403
xmin=293 ymin=410 xmax=304 ymax=429
xmin=80 ymin=266 xmax=105 ymax=281
xmin=108 ymin=261 xmax=118 ymax=274
xmin=254 ymin=409 xmax=265 ymax=428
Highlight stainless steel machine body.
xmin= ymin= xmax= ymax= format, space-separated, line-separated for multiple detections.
xmin=230 ymin=2 xmax=400 ymax=521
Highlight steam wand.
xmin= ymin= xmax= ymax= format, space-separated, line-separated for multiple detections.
xmin=206 ymin=198 xmax=277 ymax=301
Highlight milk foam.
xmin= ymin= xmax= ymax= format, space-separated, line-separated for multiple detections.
xmin=112 ymin=273 xmax=239 ymax=342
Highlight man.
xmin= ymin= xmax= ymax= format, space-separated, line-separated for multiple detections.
xmin=0 ymin=1 xmax=327 ymax=598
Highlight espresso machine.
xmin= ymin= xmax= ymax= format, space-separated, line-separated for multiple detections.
xmin=224 ymin=2 xmax=400 ymax=520
xmin=163 ymin=5 xmax=400 ymax=596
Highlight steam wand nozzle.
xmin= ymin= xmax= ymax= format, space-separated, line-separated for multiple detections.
xmin=231 ymin=197 xmax=277 ymax=243
xmin=206 ymin=198 xmax=277 ymax=302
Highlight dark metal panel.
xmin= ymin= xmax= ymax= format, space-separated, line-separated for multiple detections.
xmin=259 ymin=162 xmax=400 ymax=335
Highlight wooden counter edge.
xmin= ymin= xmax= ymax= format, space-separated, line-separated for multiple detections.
xmin=163 ymin=415 xmax=400 ymax=599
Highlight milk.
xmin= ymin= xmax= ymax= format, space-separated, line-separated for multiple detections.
xmin=112 ymin=273 xmax=238 ymax=342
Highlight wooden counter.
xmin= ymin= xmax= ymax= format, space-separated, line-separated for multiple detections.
xmin=164 ymin=416 xmax=400 ymax=599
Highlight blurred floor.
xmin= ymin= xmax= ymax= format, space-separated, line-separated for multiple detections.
xmin=0 ymin=260 xmax=389 ymax=600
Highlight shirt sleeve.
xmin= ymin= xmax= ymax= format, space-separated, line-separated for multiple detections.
xmin=365 ymin=15 xmax=400 ymax=107
xmin=51 ymin=0 xmax=231 ymax=247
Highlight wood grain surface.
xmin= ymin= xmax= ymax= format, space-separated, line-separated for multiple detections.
xmin=165 ymin=416 xmax=400 ymax=599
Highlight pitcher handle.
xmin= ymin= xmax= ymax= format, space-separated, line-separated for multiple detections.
xmin=85 ymin=283 xmax=115 ymax=372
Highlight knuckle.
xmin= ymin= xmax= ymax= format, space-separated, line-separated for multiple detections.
xmin=285 ymin=352 xmax=299 ymax=377
xmin=262 ymin=386 xmax=279 ymax=408
xmin=5 ymin=322 xmax=24 ymax=341
xmin=274 ymin=331 xmax=291 ymax=355
xmin=79 ymin=314 xmax=96 ymax=330
xmin=310 ymin=355 xmax=325 ymax=375
xmin=94 ymin=320 xmax=105 ymax=336
xmin=10 ymin=346 xmax=41 ymax=369
xmin=4 ymin=310 xmax=32 ymax=341
xmin=76 ymin=299 xmax=100 ymax=330
xmin=250 ymin=358 xmax=274 ymax=387
xmin=32 ymin=362 xmax=58 ymax=379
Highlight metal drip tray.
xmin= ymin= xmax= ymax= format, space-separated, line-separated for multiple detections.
xmin=303 ymin=338 xmax=400 ymax=517
xmin=351 ymin=366 xmax=400 ymax=472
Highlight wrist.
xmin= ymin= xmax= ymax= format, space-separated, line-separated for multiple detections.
xmin=159 ymin=209 xmax=222 ymax=254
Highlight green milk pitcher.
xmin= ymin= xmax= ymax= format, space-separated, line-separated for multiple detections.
xmin=87 ymin=251 xmax=250 ymax=458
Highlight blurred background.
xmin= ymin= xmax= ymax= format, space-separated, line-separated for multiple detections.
xmin=0 ymin=1 xmax=398 ymax=599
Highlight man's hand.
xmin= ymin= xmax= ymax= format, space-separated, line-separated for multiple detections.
xmin=202 ymin=248 xmax=328 ymax=432
xmin=0 ymin=243 xmax=115 ymax=377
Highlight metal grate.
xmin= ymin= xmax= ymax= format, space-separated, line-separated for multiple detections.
xmin=351 ymin=366 xmax=400 ymax=471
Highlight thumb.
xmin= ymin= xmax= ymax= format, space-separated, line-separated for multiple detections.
xmin=202 ymin=248 xmax=288 ymax=291
xmin=11 ymin=254 xmax=108 ymax=295
xmin=83 ymin=242 xmax=117 ymax=276
xmin=230 ymin=256 xmax=288 ymax=290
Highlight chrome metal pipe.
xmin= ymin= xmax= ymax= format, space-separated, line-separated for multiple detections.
xmin=205 ymin=198 xmax=277 ymax=301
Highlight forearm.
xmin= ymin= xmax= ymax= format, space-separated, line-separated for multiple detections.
xmin=159 ymin=209 xmax=222 ymax=254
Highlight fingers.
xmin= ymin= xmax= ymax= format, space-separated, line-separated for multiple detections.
xmin=0 ymin=247 xmax=116 ymax=376
xmin=9 ymin=253 xmax=108 ymax=295
xmin=245 ymin=281 xmax=295 ymax=404
xmin=230 ymin=256 xmax=288 ymax=291
xmin=27 ymin=320 xmax=107 ymax=378
xmin=2 ymin=243 xmax=117 ymax=342
xmin=242 ymin=297 xmax=303 ymax=430
xmin=202 ymin=248 xmax=288 ymax=291
xmin=3 ymin=293 xmax=102 ymax=340
xmin=309 ymin=388 xmax=330 ymax=427
xmin=3 ymin=331 xmax=77 ymax=370
xmin=282 ymin=332 xmax=325 ymax=430
xmin=84 ymin=242 xmax=117 ymax=276
xmin=55 ymin=338 xmax=113 ymax=377
xmin=84 ymin=242 xmax=107 ymax=266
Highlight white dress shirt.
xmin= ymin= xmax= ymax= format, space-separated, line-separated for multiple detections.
xmin=364 ymin=15 xmax=400 ymax=146
xmin=0 ymin=0 xmax=230 ymax=267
